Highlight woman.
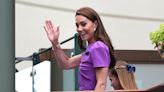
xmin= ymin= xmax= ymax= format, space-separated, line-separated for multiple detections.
xmin=109 ymin=60 xmax=138 ymax=90
xmin=44 ymin=7 xmax=116 ymax=91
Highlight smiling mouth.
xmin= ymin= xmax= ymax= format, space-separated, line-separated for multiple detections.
xmin=78 ymin=32 xmax=86 ymax=37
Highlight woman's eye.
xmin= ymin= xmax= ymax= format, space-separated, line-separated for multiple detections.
xmin=81 ymin=23 xmax=86 ymax=27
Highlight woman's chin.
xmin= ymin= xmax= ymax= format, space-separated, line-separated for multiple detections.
xmin=80 ymin=36 xmax=87 ymax=41
xmin=81 ymin=38 xmax=87 ymax=41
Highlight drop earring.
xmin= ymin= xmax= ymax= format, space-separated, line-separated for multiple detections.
xmin=94 ymin=28 xmax=96 ymax=31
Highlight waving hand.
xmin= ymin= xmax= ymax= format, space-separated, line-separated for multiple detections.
xmin=44 ymin=20 xmax=60 ymax=45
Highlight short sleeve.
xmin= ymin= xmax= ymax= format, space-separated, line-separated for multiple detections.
xmin=90 ymin=42 xmax=110 ymax=68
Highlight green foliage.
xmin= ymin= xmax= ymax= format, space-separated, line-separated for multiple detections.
xmin=150 ymin=24 xmax=164 ymax=52
xmin=150 ymin=24 xmax=164 ymax=44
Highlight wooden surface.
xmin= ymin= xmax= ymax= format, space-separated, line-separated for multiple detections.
xmin=51 ymin=83 xmax=164 ymax=92
xmin=39 ymin=49 xmax=164 ymax=64
xmin=115 ymin=50 xmax=164 ymax=64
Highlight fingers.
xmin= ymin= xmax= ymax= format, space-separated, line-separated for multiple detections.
xmin=43 ymin=26 xmax=47 ymax=31
xmin=57 ymin=26 xmax=60 ymax=32
xmin=44 ymin=20 xmax=60 ymax=35
xmin=49 ymin=20 xmax=54 ymax=29
xmin=44 ymin=20 xmax=59 ymax=31
xmin=45 ymin=20 xmax=52 ymax=30
xmin=43 ymin=26 xmax=49 ymax=36
xmin=44 ymin=20 xmax=53 ymax=35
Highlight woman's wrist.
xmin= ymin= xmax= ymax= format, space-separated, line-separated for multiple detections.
xmin=52 ymin=42 xmax=60 ymax=49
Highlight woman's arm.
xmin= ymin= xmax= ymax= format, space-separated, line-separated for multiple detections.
xmin=44 ymin=20 xmax=82 ymax=69
xmin=52 ymin=44 xmax=82 ymax=69
xmin=95 ymin=67 xmax=109 ymax=90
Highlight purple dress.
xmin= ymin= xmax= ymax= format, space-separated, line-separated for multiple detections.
xmin=78 ymin=41 xmax=110 ymax=90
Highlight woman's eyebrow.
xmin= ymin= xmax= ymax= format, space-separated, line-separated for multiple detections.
xmin=76 ymin=19 xmax=88 ymax=24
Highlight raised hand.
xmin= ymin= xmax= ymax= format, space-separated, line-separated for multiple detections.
xmin=44 ymin=20 xmax=60 ymax=46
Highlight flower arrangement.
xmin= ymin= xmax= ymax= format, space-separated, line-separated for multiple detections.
xmin=150 ymin=24 xmax=164 ymax=59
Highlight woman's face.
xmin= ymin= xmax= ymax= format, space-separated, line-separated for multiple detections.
xmin=75 ymin=15 xmax=97 ymax=43
xmin=109 ymin=73 xmax=122 ymax=90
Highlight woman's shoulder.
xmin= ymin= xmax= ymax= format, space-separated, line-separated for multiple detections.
xmin=89 ymin=41 xmax=108 ymax=50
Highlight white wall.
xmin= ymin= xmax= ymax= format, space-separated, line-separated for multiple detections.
xmin=16 ymin=0 xmax=164 ymax=90
xmin=16 ymin=0 xmax=164 ymax=57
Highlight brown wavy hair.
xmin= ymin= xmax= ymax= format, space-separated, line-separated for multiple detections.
xmin=75 ymin=7 xmax=116 ymax=68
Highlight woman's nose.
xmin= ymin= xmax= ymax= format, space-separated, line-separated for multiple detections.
xmin=77 ymin=26 xmax=83 ymax=32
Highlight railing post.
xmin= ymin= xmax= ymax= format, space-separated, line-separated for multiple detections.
xmin=74 ymin=33 xmax=83 ymax=90
xmin=31 ymin=52 xmax=40 ymax=92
